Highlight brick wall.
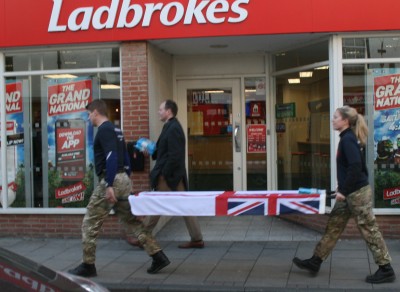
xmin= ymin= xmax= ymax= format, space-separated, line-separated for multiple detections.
xmin=121 ymin=41 xmax=151 ymax=194
xmin=280 ymin=214 xmax=400 ymax=239
xmin=0 ymin=215 xmax=125 ymax=238
xmin=1 ymin=213 xmax=399 ymax=239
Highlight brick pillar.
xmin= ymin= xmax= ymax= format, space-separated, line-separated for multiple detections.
xmin=121 ymin=42 xmax=151 ymax=193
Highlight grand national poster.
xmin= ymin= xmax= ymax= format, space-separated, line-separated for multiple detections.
xmin=0 ymin=81 xmax=25 ymax=207
xmin=373 ymin=70 xmax=400 ymax=208
xmin=47 ymin=77 xmax=96 ymax=207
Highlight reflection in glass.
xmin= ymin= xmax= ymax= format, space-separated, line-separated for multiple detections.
xmin=187 ymin=88 xmax=233 ymax=191
xmin=276 ymin=67 xmax=330 ymax=192
xmin=245 ymin=77 xmax=267 ymax=190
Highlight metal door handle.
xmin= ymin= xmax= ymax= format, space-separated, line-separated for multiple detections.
xmin=234 ymin=123 xmax=241 ymax=152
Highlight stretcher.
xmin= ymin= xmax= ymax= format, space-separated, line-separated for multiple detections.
xmin=128 ymin=189 xmax=326 ymax=216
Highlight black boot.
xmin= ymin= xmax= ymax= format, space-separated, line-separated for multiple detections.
xmin=68 ymin=263 xmax=97 ymax=277
xmin=293 ymin=255 xmax=322 ymax=273
xmin=147 ymin=250 xmax=170 ymax=274
xmin=366 ymin=263 xmax=396 ymax=284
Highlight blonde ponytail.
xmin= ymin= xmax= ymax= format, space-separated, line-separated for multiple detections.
xmin=337 ymin=106 xmax=369 ymax=146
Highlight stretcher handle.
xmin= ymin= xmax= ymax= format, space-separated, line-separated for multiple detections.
xmin=327 ymin=190 xmax=336 ymax=199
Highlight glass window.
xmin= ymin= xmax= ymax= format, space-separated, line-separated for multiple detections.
xmin=275 ymin=41 xmax=329 ymax=71
xmin=245 ymin=77 xmax=267 ymax=190
xmin=2 ymin=47 xmax=120 ymax=208
xmin=275 ymin=67 xmax=330 ymax=192
xmin=343 ymin=63 xmax=400 ymax=209
xmin=343 ymin=37 xmax=400 ymax=59
xmin=187 ymin=88 xmax=233 ymax=191
xmin=5 ymin=47 xmax=119 ymax=72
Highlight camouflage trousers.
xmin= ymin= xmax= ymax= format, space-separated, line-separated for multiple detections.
xmin=314 ymin=185 xmax=391 ymax=265
xmin=82 ymin=172 xmax=161 ymax=264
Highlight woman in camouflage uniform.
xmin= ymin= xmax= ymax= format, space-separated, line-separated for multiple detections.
xmin=293 ymin=105 xmax=395 ymax=284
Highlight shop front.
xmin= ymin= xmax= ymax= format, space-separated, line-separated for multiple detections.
xmin=1 ymin=0 xmax=400 ymax=238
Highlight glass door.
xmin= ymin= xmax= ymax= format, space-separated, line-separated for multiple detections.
xmin=178 ymin=79 xmax=242 ymax=191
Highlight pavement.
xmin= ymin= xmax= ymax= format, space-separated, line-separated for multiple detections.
xmin=0 ymin=216 xmax=399 ymax=291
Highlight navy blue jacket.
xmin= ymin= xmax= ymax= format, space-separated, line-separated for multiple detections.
xmin=336 ymin=128 xmax=368 ymax=196
xmin=94 ymin=121 xmax=131 ymax=187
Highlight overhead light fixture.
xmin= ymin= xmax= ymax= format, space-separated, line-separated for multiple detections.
xmin=288 ymin=78 xmax=300 ymax=84
xmin=101 ymin=84 xmax=120 ymax=89
xmin=44 ymin=74 xmax=77 ymax=79
xmin=245 ymin=89 xmax=257 ymax=93
xmin=315 ymin=66 xmax=329 ymax=70
xmin=205 ymin=90 xmax=224 ymax=93
xmin=299 ymin=71 xmax=313 ymax=78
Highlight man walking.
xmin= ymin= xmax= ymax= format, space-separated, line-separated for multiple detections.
xmin=144 ymin=100 xmax=204 ymax=248
xmin=68 ymin=100 xmax=170 ymax=277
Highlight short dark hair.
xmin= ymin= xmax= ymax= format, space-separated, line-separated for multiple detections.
xmin=164 ymin=99 xmax=178 ymax=117
xmin=86 ymin=99 xmax=108 ymax=117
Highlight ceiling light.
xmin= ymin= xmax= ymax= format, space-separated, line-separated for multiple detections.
xmin=205 ymin=90 xmax=224 ymax=93
xmin=315 ymin=66 xmax=329 ymax=70
xmin=245 ymin=89 xmax=257 ymax=93
xmin=299 ymin=71 xmax=313 ymax=78
xmin=288 ymin=78 xmax=300 ymax=84
xmin=44 ymin=74 xmax=77 ymax=79
xmin=101 ymin=84 xmax=120 ymax=89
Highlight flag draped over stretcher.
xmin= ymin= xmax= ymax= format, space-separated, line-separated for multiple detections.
xmin=128 ymin=190 xmax=326 ymax=216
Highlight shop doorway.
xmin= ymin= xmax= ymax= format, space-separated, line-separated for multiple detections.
xmin=178 ymin=78 xmax=268 ymax=191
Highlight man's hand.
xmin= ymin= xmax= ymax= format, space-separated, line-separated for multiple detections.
xmin=335 ymin=192 xmax=346 ymax=202
xmin=106 ymin=187 xmax=117 ymax=204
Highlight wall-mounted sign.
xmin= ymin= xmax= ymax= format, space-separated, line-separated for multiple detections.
xmin=275 ymin=103 xmax=295 ymax=119
xmin=247 ymin=124 xmax=266 ymax=153
xmin=276 ymin=122 xmax=286 ymax=133
xmin=2 ymin=0 xmax=400 ymax=47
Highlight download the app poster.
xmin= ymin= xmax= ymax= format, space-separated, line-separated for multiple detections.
xmin=47 ymin=77 xmax=95 ymax=207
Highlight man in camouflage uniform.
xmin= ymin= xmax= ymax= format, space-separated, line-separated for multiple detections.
xmin=69 ymin=100 xmax=170 ymax=278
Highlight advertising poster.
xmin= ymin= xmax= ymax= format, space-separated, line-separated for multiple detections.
xmin=0 ymin=81 xmax=25 ymax=207
xmin=47 ymin=78 xmax=94 ymax=207
xmin=373 ymin=71 xmax=400 ymax=208
xmin=247 ymin=124 xmax=266 ymax=153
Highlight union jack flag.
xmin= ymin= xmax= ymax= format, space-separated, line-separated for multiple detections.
xmin=227 ymin=198 xmax=267 ymax=216
xmin=276 ymin=195 xmax=322 ymax=215
xmin=130 ymin=190 xmax=326 ymax=216
xmin=217 ymin=192 xmax=325 ymax=216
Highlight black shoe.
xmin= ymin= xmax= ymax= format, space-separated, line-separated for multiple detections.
xmin=68 ymin=263 xmax=97 ymax=277
xmin=366 ymin=263 xmax=396 ymax=284
xmin=147 ymin=250 xmax=170 ymax=274
xmin=293 ymin=255 xmax=322 ymax=273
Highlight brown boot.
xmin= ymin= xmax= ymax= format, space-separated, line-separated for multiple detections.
xmin=178 ymin=240 xmax=205 ymax=249
xmin=126 ymin=237 xmax=144 ymax=249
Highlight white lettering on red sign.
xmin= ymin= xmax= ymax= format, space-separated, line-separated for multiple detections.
xmin=374 ymin=74 xmax=400 ymax=111
xmin=383 ymin=186 xmax=400 ymax=200
xmin=48 ymin=80 xmax=92 ymax=116
xmin=6 ymin=82 xmax=23 ymax=114
xmin=56 ymin=182 xmax=86 ymax=199
xmin=48 ymin=0 xmax=249 ymax=32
